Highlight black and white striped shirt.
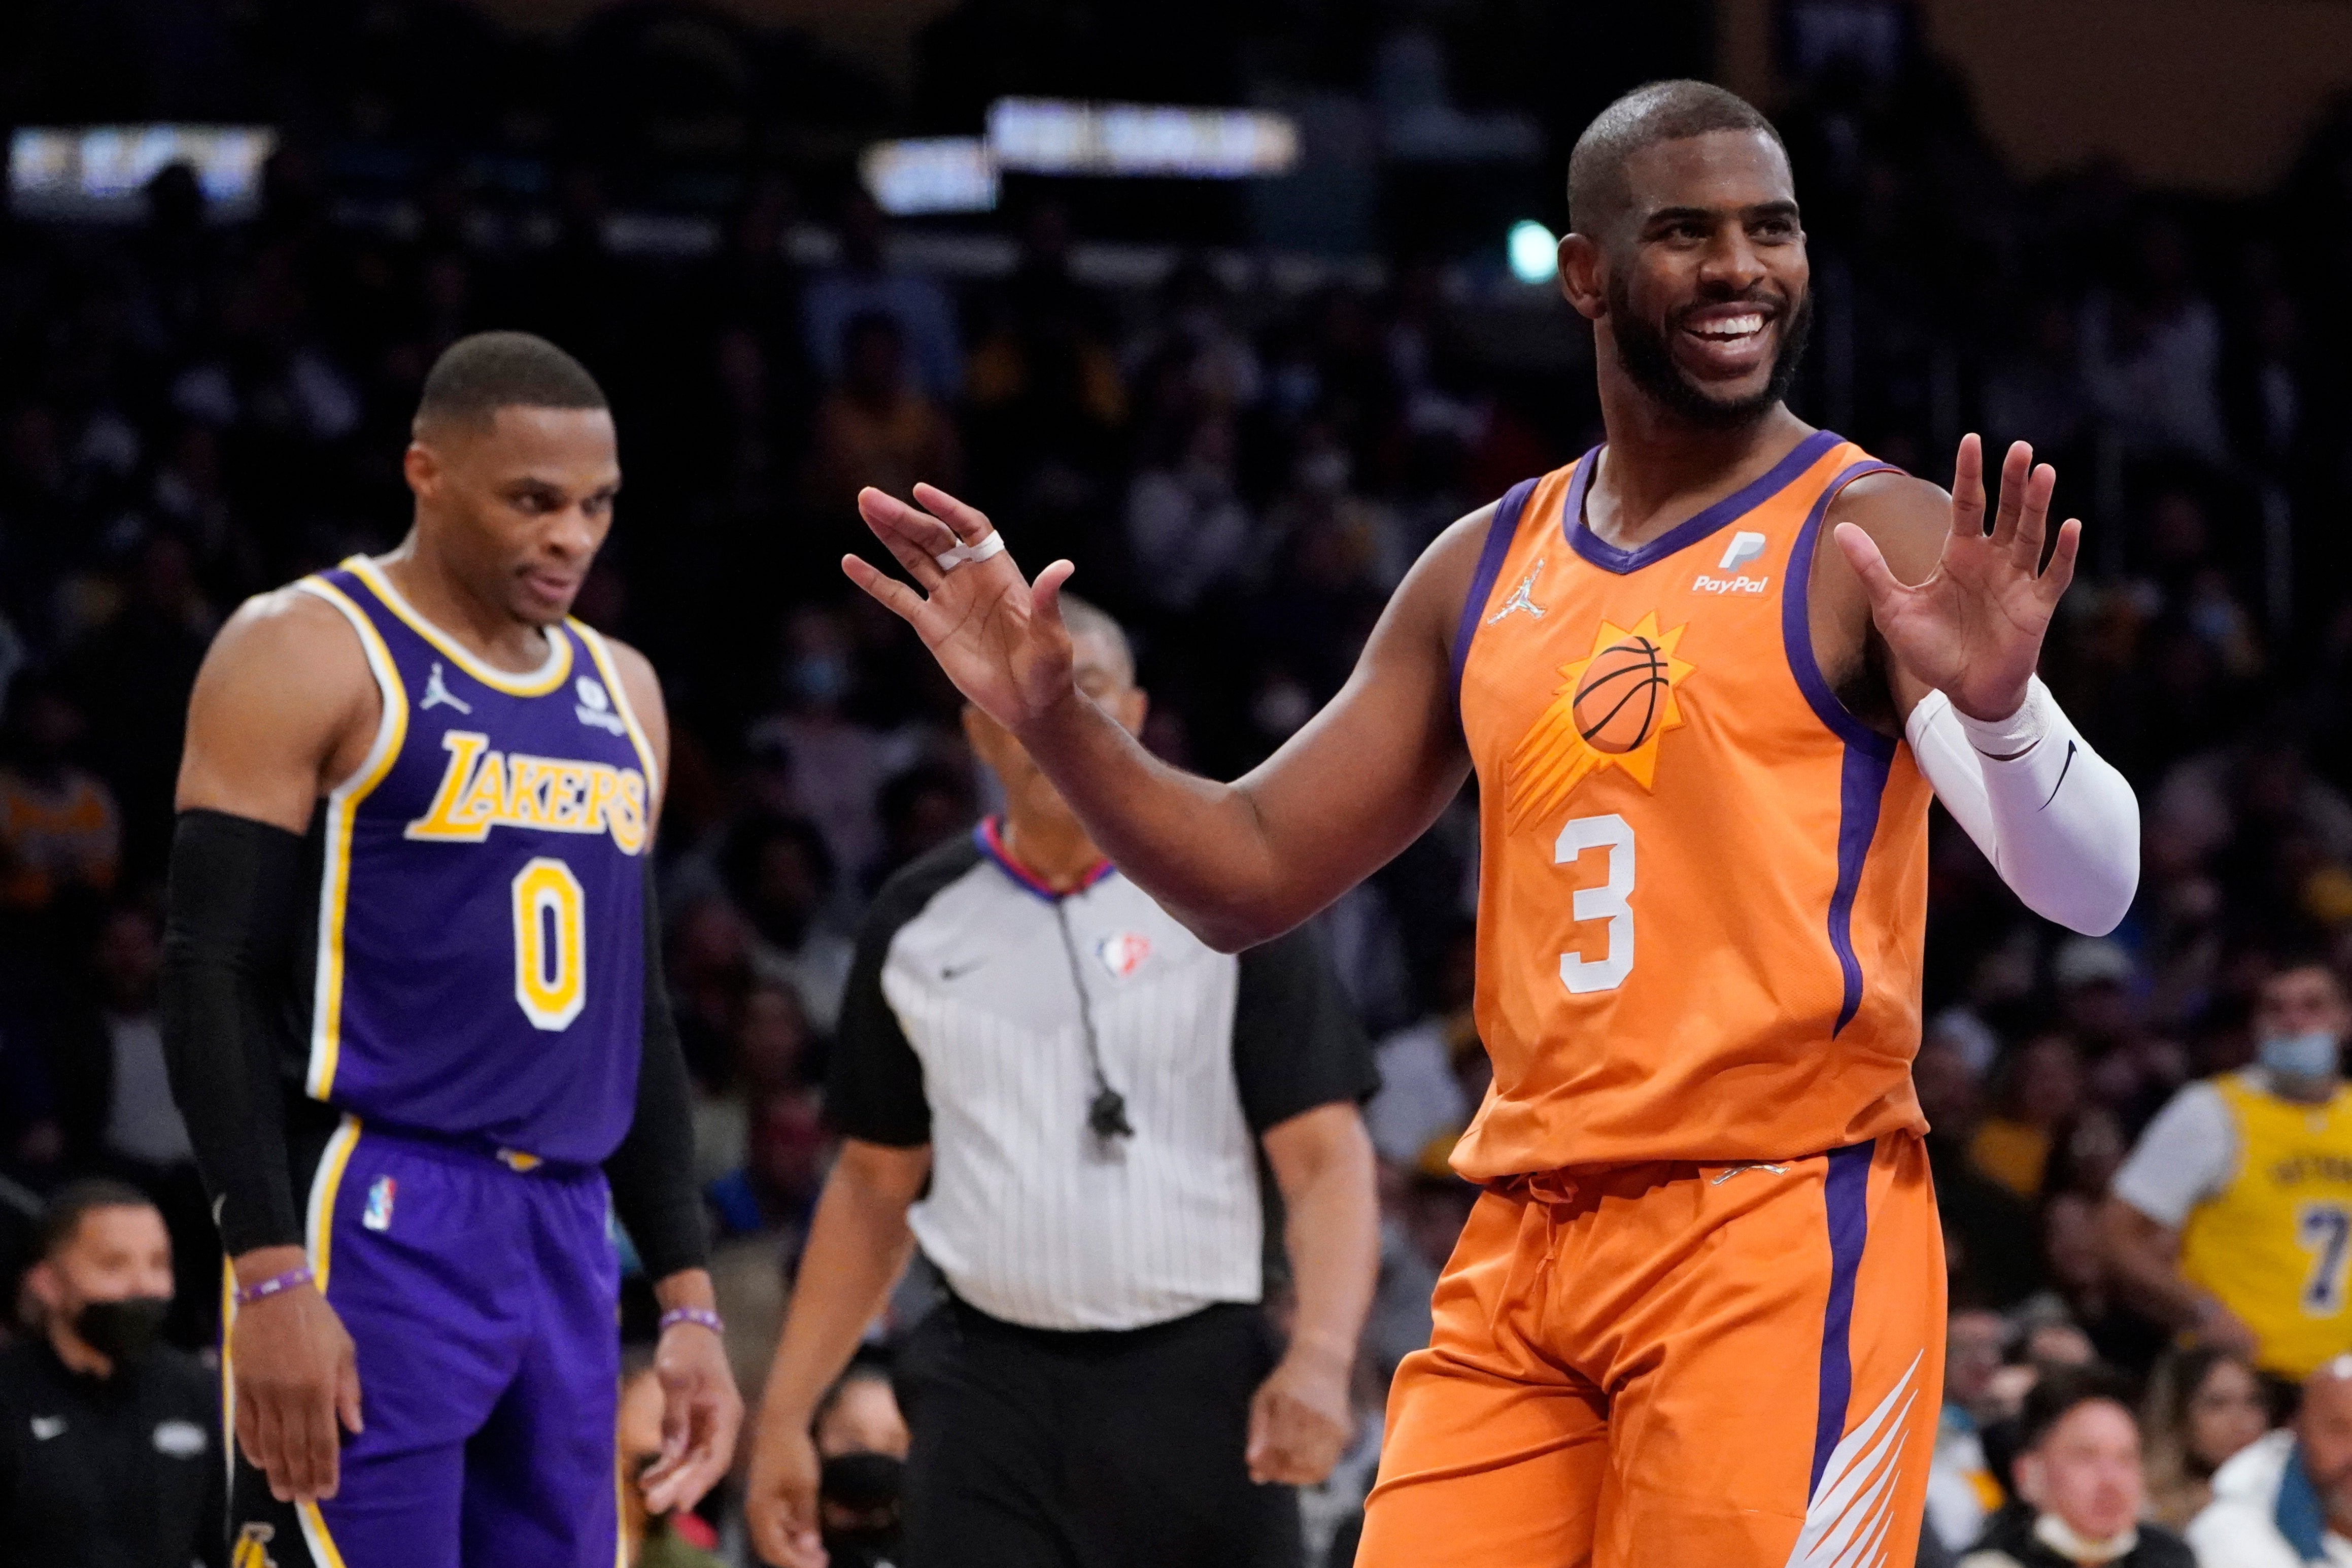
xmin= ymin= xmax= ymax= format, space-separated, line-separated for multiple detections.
xmin=830 ymin=821 xmax=1374 ymax=1332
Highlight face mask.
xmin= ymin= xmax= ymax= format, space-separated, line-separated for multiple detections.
xmin=821 ymin=1450 xmax=904 ymax=1556
xmin=73 ymin=1296 xmax=169 ymax=1364
xmin=2260 ymin=1029 xmax=2339 ymax=1081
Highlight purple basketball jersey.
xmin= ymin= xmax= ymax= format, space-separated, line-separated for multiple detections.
xmin=292 ymin=557 xmax=652 ymax=1164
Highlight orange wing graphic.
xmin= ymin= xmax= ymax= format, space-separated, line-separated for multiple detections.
xmin=1504 ymin=611 xmax=1695 ymax=830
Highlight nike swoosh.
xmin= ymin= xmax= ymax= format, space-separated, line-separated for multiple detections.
xmin=941 ymin=960 xmax=987 ymax=980
xmin=2039 ymin=739 xmax=2077 ymax=810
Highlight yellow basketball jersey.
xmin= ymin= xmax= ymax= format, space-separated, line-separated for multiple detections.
xmin=1451 ymin=430 xmax=1932 ymax=1178
xmin=2179 ymin=1072 xmax=2352 ymax=1379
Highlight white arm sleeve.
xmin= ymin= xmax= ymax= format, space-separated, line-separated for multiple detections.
xmin=1904 ymin=677 xmax=2140 ymax=935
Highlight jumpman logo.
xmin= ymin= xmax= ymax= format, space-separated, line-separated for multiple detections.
xmin=1487 ymin=560 xmax=1548 ymax=624
xmin=421 ymin=662 xmax=472 ymax=715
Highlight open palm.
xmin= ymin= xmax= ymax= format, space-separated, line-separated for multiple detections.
xmin=843 ymin=483 xmax=1078 ymax=732
xmin=1833 ymin=434 xmax=2082 ymax=723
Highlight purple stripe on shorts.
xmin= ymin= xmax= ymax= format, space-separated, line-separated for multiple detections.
xmin=1809 ymin=1140 xmax=1877 ymax=1500
xmin=1450 ymin=476 xmax=1541 ymax=712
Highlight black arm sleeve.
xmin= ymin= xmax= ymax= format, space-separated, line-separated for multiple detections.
xmin=158 ymin=809 xmax=304 ymax=1256
xmin=603 ymin=865 xmax=711 ymax=1281
xmin=1231 ymin=924 xmax=1380 ymax=1135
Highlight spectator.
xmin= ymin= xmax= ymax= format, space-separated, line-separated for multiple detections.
xmin=810 ymin=1358 xmax=909 ymax=1568
xmin=1971 ymin=1034 xmax=2087 ymax=1201
xmin=2105 ymin=960 xmax=2352 ymax=1382
xmin=0 ymin=674 xmax=120 ymax=917
xmin=2141 ymin=1347 xmax=2272 ymax=1531
xmin=2188 ymin=1353 xmax=2352 ymax=1567
xmin=801 ymin=191 xmax=962 ymax=401
xmin=0 ymin=1180 xmax=221 ymax=1568
xmin=721 ymin=812 xmax=857 ymax=1034
xmin=49 ymin=901 xmax=215 ymax=1347
xmin=2035 ymin=1192 xmax=2168 ymax=1375
xmin=1928 ymin=1307 xmax=2013 ymax=1554
xmin=802 ymin=311 xmax=962 ymax=528
xmin=2078 ymin=215 xmax=2228 ymax=463
xmin=694 ymin=976 xmax=817 ymax=1186
xmin=705 ymin=1088 xmax=828 ymax=1247
xmin=1918 ymin=1036 xmax=2046 ymax=1307
xmin=742 ymin=597 xmax=1379 ymax=1568
xmin=1958 ymin=1367 xmax=2195 ymax=1567
xmin=1124 ymin=407 xmax=1253 ymax=614
xmin=1362 ymin=921 xmax=1479 ymax=1171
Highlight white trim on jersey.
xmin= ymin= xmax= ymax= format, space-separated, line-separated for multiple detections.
xmin=291 ymin=577 xmax=410 ymax=1101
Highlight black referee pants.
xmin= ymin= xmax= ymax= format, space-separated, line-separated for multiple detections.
xmin=893 ymin=1296 xmax=1305 ymax=1568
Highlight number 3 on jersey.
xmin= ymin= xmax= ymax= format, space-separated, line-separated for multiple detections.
xmin=1556 ymin=813 xmax=1634 ymax=994
xmin=512 ymin=857 xmax=587 ymax=1030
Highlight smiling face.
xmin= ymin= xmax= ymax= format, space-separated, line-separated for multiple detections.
xmin=404 ymin=404 xmax=621 ymax=626
xmin=1567 ymin=128 xmax=1812 ymax=429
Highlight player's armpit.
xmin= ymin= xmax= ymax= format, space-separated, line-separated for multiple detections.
xmin=587 ymin=630 xmax=670 ymax=809
xmin=175 ymin=586 xmax=384 ymax=833
xmin=1813 ymin=465 xmax=1951 ymax=727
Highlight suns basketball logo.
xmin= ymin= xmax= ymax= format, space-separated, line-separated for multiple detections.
xmin=1504 ymin=609 xmax=1695 ymax=828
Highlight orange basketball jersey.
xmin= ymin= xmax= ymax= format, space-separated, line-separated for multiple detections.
xmin=1451 ymin=429 xmax=1931 ymax=1179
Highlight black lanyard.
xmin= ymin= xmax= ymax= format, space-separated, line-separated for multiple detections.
xmin=1052 ymin=901 xmax=1133 ymax=1140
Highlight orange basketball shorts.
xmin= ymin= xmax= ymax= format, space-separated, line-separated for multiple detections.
xmin=1358 ymin=1134 xmax=1945 ymax=1568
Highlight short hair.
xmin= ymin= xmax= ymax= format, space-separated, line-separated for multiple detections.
xmin=415 ymin=330 xmax=607 ymax=432
xmin=1567 ymin=79 xmax=1786 ymax=236
xmin=39 ymin=1178 xmax=158 ymax=1262
xmin=1058 ymin=593 xmax=1134 ymax=687
xmin=2018 ymin=1365 xmax=2136 ymax=1453
xmin=813 ymin=1349 xmax=894 ymax=1432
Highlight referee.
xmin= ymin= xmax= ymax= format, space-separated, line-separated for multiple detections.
xmin=744 ymin=596 xmax=1380 ymax=1568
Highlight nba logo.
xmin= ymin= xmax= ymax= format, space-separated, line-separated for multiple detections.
xmin=1096 ymin=932 xmax=1152 ymax=979
xmin=362 ymin=1176 xmax=396 ymax=1232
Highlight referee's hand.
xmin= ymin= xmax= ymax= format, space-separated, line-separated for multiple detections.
xmin=746 ymin=1425 xmax=829 ymax=1567
xmin=1245 ymin=1347 xmax=1353 ymax=1486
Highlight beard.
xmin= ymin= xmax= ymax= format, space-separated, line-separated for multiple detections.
xmin=1608 ymin=275 xmax=1814 ymax=431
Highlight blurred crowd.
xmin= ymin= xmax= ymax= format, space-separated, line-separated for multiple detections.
xmin=5 ymin=6 xmax=2352 ymax=1563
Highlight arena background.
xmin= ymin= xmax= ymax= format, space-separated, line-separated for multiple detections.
xmin=3 ymin=0 xmax=2352 ymax=1559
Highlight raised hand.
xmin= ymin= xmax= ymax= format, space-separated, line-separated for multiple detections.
xmin=844 ymin=484 xmax=1077 ymax=734
xmin=1832 ymin=434 xmax=2082 ymax=723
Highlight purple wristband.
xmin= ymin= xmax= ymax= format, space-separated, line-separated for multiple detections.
xmin=233 ymin=1266 xmax=314 ymax=1306
xmin=659 ymin=1306 xmax=725 ymax=1337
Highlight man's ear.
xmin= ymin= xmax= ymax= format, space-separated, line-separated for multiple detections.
xmin=25 ymin=1258 xmax=61 ymax=1313
xmin=1110 ymin=687 xmax=1149 ymax=738
xmin=403 ymin=438 xmax=441 ymax=500
xmin=1558 ymin=233 xmax=1607 ymax=323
